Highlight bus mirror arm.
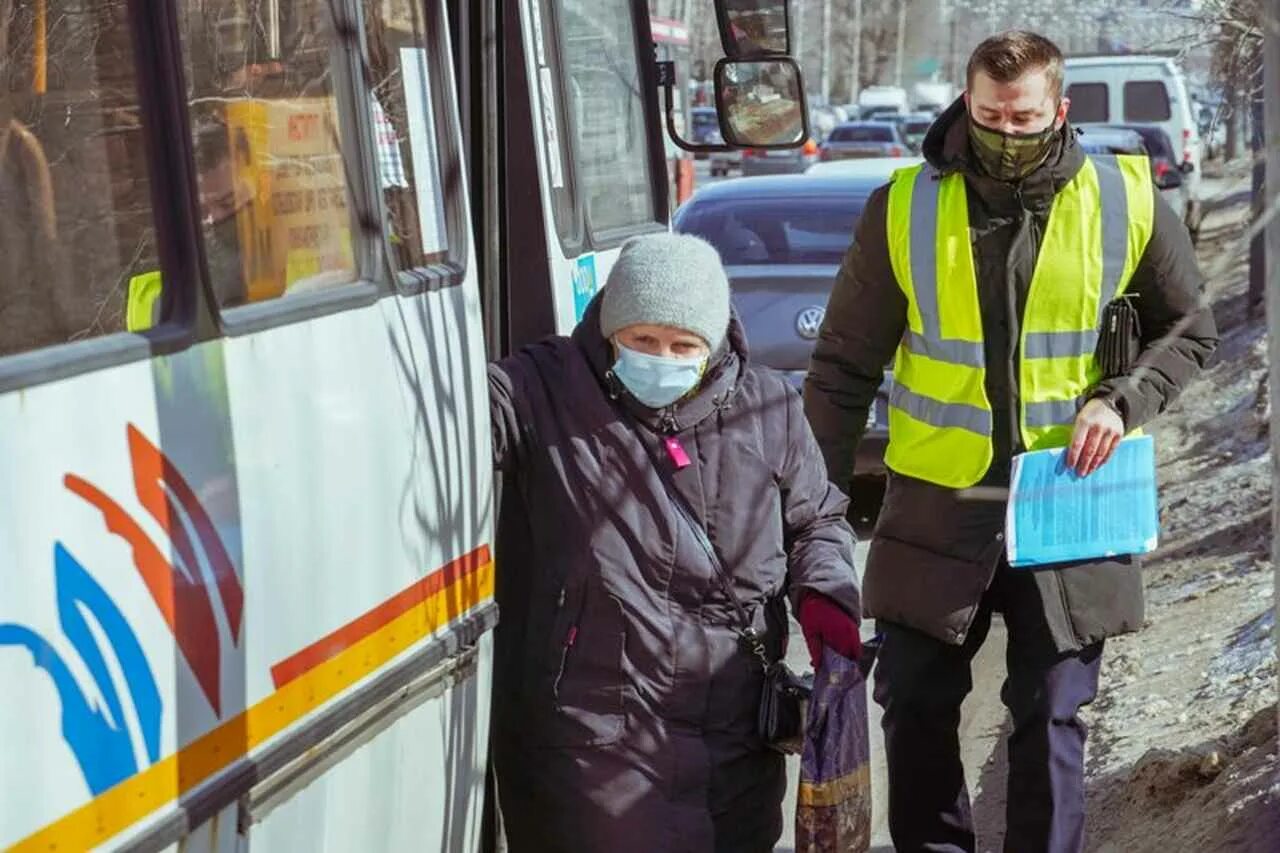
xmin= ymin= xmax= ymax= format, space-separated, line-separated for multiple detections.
xmin=657 ymin=59 xmax=734 ymax=154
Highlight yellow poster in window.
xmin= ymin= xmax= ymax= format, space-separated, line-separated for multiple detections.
xmin=224 ymin=98 xmax=355 ymax=303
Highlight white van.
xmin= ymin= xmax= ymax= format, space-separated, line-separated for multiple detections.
xmin=1063 ymin=55 xmax=1203 ymax=226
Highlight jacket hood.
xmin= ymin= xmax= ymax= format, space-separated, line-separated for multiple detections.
xmin=920 ymin=95 xmax=1086 ymax=212
xmin=571 ymin=287 xmax=750 ymax=432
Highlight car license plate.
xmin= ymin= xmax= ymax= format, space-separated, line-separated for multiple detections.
xmin=765 ymin=149 xmax=793 ymax=158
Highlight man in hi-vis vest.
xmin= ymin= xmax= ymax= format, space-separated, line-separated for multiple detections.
xmin=804 ymin=31 xmax=1217 ymax=853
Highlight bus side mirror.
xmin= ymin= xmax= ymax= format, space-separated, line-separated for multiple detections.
xmin=714 ymin=58 xmax=808 ymax=148
xmin=715 ymin=0 xmax=791 ymax=58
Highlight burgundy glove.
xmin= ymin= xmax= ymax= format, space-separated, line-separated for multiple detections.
xmin=798 ymin=593 xmax=861 ymax=667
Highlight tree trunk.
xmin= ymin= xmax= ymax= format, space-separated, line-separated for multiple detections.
xmin=1226 ymin=89 xmax=1245 ymax=162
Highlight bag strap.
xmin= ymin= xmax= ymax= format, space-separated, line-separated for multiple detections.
xmin=664 ymin=485 xmax=773 ymax=671
xmin=613 ymin=409 xmax=774 ymax=672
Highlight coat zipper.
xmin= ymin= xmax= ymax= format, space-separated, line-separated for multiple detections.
xmin=552 ymin=623 xmax=578 ymax=701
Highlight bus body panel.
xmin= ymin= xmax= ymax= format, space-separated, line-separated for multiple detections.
xmin=0 ymin=276 xmax=492 ymax=850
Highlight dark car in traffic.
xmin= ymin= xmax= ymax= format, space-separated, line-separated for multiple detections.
xmin=673 ymin=172 xmax=895 ymax=476
xmin=690 ymin=107 xmax=720 ymax=158
xmin=1080 ymin=123 xmax=1199 ymax=239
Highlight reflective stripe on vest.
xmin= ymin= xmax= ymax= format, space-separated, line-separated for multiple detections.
xmin=883 ymin=154 xmax=1154 ymax=488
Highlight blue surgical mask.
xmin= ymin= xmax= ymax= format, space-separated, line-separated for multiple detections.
xmin=611 ymin=343 xmax=707 ymax=409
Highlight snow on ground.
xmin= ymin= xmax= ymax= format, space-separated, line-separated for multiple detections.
xmin=1079 ymin=194 xmax=1279 ymax=852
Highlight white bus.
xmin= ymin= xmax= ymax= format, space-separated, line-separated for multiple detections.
xmin=0 ymin=0 xmax=800 ymax=850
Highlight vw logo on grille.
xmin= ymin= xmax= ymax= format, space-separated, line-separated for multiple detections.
xmin=795 ymin=306 xmax=826 ymax=340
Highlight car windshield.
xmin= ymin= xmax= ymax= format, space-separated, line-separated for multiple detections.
xmin=904 ymin=121 xmax=932 ymax=135
xmin=676 ymin=195 xmax=866 ymax=265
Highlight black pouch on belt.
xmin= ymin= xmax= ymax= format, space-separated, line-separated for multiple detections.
xmin=1097 ymin=296 xmax=1142 ymax=379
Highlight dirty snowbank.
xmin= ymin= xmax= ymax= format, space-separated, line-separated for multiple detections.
xmin=1080 ymin=196 xmax=1279 ymax=851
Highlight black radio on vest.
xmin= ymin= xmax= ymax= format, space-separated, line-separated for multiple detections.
xmin=1097 ymin=296 xmax=1142 ymax=379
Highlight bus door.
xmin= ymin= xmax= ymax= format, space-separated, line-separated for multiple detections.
xmin=507 ymin=0 xmax=670 ymax=343
xmin=651 ymin=16 xmax=697 ymax=209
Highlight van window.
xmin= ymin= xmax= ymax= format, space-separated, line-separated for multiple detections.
xmin=1066 ymin=83 xmax=1109 ymax=123
xmin=557 ymin=0 xmax=659 ymax=240
xmin=1123 ymin=81 xmax=1172 ymax=122
xmin=0 ymin=0 xmax=160 ymax=358
xmin=180 ymin=0 xmax=359 ymax=309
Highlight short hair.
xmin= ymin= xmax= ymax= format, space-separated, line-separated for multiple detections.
xmin=966 ymin=31 xmax=1065 ymax=100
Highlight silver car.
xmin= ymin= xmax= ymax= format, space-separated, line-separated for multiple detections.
xmin=819 ymin=121 xmax=911 ymax=162
xmin=673 ymin=171 xmax=894 ymax=476
xmin=740 ymin=139 xmax=821 ymax=176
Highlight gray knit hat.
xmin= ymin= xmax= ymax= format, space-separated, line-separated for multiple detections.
xmin=600 ymin=233 xmax=731 ymax=351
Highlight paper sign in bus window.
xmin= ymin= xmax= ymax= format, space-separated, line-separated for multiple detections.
xmin=224 ymin=98 xmax=356 ymax=303
xmin=402 ymin=48 xmax=449 ymax=258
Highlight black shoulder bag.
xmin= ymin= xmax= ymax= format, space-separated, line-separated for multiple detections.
xmin=625 ymin=424 xmax=813 ymax=754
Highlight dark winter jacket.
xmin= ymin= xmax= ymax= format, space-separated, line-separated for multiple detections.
xmin=804 ymin=98 xmax=1218 ymax=651
xmin=488 ymin=293 xmax=859 ymax=853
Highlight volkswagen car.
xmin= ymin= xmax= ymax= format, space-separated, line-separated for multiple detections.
xmin=673 ymin=170 xmax=897 ymax=476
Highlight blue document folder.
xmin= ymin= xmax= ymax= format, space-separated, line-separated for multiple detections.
xmin=1006 ymin=435 xmax=1159 ymax=568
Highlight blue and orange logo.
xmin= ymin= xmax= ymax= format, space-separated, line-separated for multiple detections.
xmin=0 ymin=425 xmax=242 ymax=795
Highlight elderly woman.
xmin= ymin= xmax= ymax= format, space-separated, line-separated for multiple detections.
xmin=488 ymin=234 xmax=861 ymax=852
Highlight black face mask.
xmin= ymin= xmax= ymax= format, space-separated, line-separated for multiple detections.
xmin=967 ymin=115 xmax=1060 ymax=182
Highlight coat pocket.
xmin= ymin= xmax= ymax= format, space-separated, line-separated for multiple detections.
xmin=863 ymin=534 xmax=994 ymax=645
xmin=536 ymin=588 xmax=627 ymax=748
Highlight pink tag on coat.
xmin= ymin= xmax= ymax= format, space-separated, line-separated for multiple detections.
xmin=665 ymin=436 xmax=691 ymax=469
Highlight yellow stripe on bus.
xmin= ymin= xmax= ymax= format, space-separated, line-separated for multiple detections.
xmin=10 ymin=558 xmax=495 ymax=853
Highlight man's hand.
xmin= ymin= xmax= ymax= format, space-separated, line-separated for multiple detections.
xmin=1067 ymin=399 xmax=1125 ymax=476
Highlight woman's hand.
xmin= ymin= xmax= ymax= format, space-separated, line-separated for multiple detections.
xmin=798 ymin=593 xmax=861 ymax=667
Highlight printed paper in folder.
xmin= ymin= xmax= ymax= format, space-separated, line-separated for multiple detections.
xmin=1006 ymin=435 xmax=1158 ymax=568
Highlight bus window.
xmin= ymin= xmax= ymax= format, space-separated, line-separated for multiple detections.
xmin=0 ymin=0 xmax=159 ymax=358
xmin=556 ymin=0 xmax=659 ymax=242
xmin=363 ymin=0 xmax=452 ymax=272
xmin=179 ymin=0 xmax=358 ymax=309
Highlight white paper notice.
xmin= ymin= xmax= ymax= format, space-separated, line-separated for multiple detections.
xmin=401 ymin=47 xmax=448 ymax=256
xmin=538 ymin=66 xmax=566 ymax=189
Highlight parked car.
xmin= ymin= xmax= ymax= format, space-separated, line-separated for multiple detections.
xmin=673 ymin=170 xmax=898 ymax=475
xmin=895 ymin=113 xmax=937 ymax=152
xmin=1075 ymin=126 xmax=1147 ymax=156
xmin=740 ymin=138 xmax=821 ymax=176
xmin=857 ymin=84 xmax=908 ymax=117
xmin=708 ymin=141 xmax=742 ymax=177
xmin=1064 ymin=55 xmax=1203 ymax=219
xmin=1088 ymin=123 xmax=1197 ymax=237
xmin=805 ymin=155 xmax=922 ymax=177
xmin=1077 ymin=124 xmax=1199 ymax=241
xmin=818 ymin=121 xmax=910 ymax=162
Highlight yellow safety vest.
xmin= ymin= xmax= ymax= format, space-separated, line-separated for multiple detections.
xmin=883 ymin=155 xmax=1155 ymax=489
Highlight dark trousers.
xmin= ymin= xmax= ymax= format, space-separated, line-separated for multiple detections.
xmin=872 ymin=561 xmax=1104 ymax=853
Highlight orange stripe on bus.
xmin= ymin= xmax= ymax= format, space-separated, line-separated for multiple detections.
xmin=9 ymin=552 xmax=494 ymax=853
xmin=269 ymin=544 xmax=492 ymax=689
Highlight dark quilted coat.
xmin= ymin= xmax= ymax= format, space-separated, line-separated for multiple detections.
xmin=488 ymin=293 xmax=860 ymax=853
